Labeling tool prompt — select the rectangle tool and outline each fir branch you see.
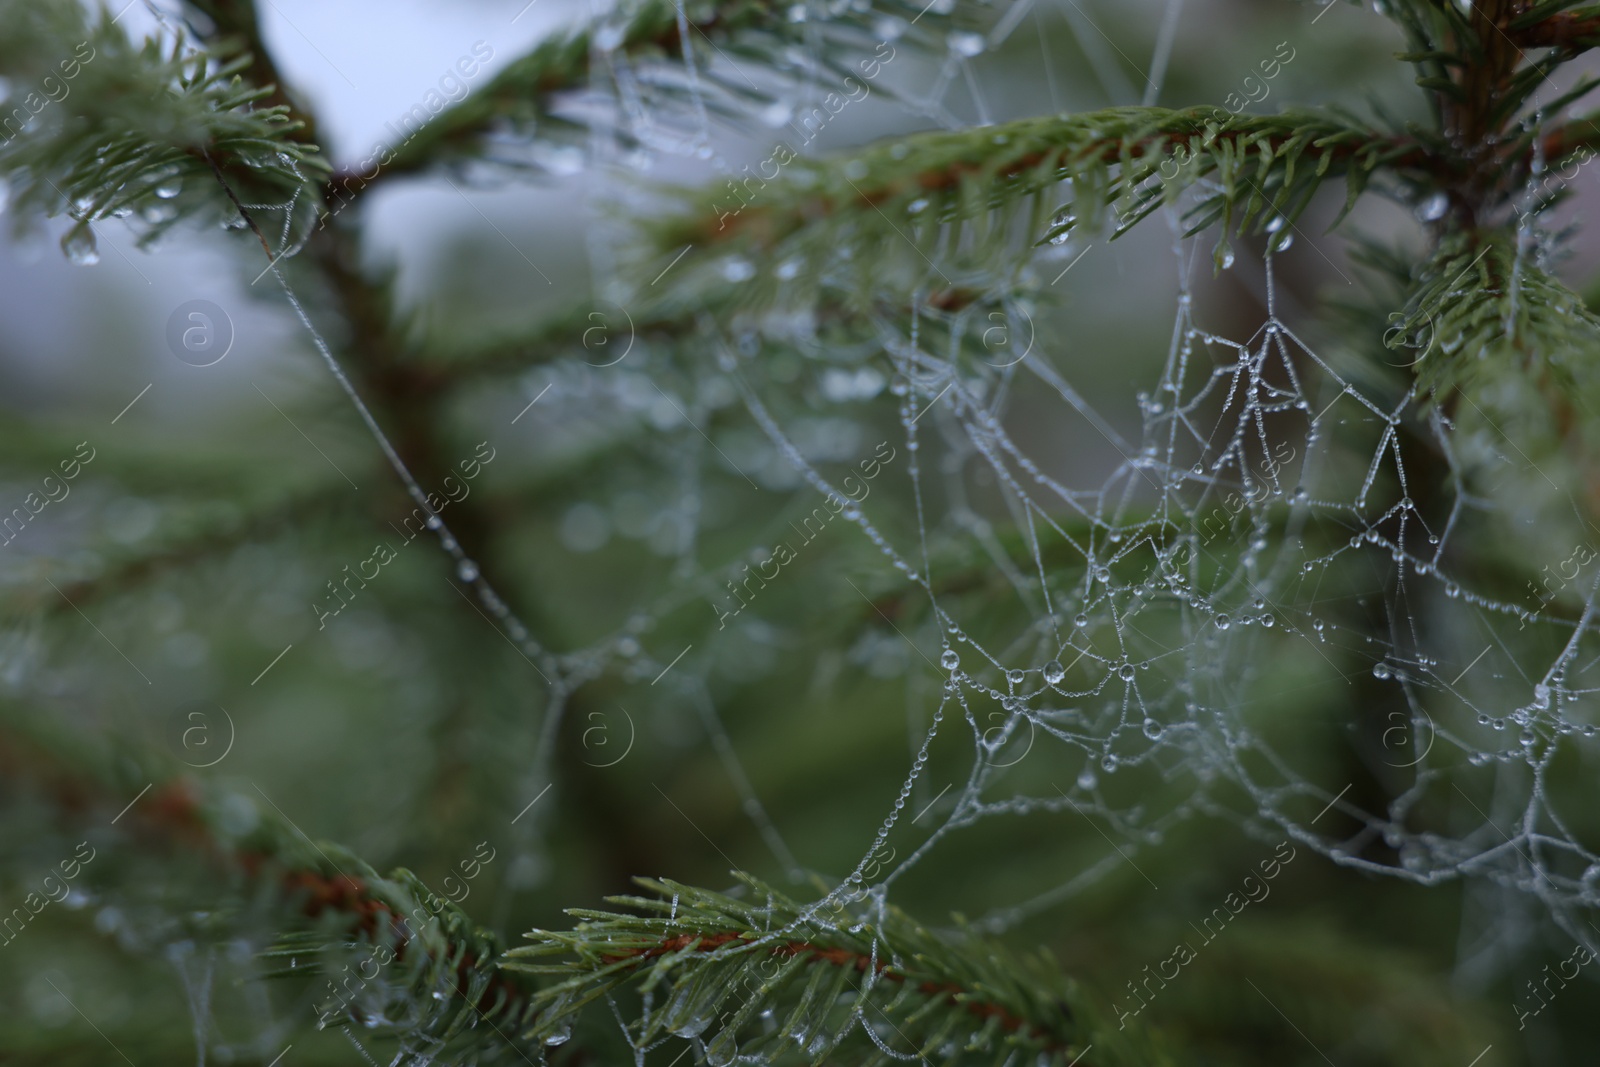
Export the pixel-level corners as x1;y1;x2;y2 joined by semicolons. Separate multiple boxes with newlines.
647;106;1420;298
324;0;951;197
12;485;359;625
1390;229;1600;436
505;873;1172;1067
0;716;542;1062
1534;108;1600;167
1509;2;1600;49
0;0;326;254
180;0;325;149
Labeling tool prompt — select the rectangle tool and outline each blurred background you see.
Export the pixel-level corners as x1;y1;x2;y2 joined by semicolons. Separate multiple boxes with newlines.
3;0;1599;1064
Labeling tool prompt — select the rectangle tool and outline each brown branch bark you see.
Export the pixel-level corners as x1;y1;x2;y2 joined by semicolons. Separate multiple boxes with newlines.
598;927;1076;1055
1510;9;1600;49
0;725;535;1024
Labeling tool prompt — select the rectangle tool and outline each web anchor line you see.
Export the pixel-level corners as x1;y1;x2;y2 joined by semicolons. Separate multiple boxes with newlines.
203;158;561;694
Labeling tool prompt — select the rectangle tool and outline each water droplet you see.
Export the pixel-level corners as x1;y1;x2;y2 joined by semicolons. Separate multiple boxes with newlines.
1119;664;1135;681
1049;209;1077;244
1101;753;1119;773
1261;613;1275;628
155;180;182;199
705;1032;738;1067
821;366;885;401
720;257;756;282
1533;683;1551;709
1143;718;1164;740
941;648;960;671
1073;613;1088;628
1265;215;1287;234
1584;863;1600;893
1416;192;1449;221
1043;660;1066;685
425;514;443;531
457;559;479;582
907;197;929;215
1216;613;1231;630
1219;247;1236;269
1373;663;1390;680
948;31;985;56
1006;668;1024;686
61;224;99;265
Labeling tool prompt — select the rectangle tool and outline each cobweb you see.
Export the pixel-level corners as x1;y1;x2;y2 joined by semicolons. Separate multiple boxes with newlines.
576;0;1600;1003
544;0;1600;966
24;0;1600;1059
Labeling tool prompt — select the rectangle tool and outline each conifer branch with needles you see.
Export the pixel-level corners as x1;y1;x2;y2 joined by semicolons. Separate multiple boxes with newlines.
0;718;542;1062
505;873;1173;1067
3;0;1599;1061
647;106;1424;294
2;716;1172;1066
183;0;959;204
0;0;326;257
